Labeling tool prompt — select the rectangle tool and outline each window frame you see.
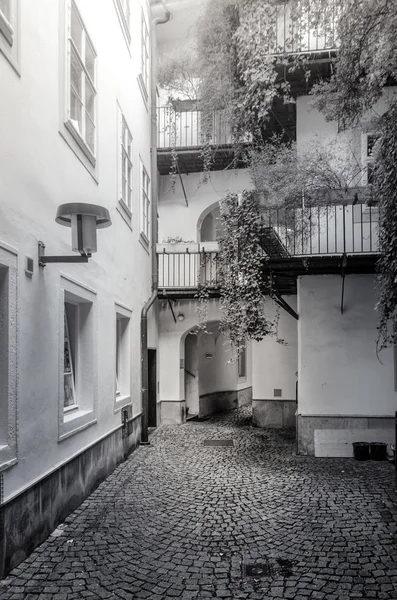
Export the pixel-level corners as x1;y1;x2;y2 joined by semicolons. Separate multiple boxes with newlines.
138;8;150;101
140;160;151;243
0;0;20;74
113;0;131;47
59;276;97;441
64;0;97;166
0;242;18;472
120;114;133;213
114;303;132;411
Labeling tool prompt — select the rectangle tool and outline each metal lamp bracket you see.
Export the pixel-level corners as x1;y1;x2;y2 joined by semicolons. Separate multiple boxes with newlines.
38;241;90;267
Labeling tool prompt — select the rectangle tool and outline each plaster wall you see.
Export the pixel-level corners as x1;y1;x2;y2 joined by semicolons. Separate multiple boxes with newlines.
298;275;395;417
0;0;154;505
252;298;298;401
252;298;297;428
158;169;254;243
297;89;397;183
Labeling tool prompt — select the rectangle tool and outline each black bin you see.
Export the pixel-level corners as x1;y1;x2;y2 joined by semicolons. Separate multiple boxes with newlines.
370;442;387;461
352;441;370;461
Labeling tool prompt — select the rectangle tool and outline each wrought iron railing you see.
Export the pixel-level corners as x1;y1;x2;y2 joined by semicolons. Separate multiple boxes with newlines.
260;203;379;256
157;203;379;289
157;107;233;149
158;250;219;289
268;1;338;55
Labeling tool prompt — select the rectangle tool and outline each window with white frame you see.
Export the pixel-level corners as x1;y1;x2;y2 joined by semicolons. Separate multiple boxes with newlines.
114;0;131;44
0;245;18;470
115;308;131;402
120;115;133;211
60;278;97;441
140;162;151;241
139;9;150;97
67;0;97;158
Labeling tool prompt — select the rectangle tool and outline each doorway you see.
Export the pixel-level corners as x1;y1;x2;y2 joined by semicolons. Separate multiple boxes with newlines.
148;349;157;428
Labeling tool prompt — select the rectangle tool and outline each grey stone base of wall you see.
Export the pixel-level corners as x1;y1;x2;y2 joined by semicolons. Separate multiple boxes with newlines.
0;416;141;579
237;387;252;407
297;415;394;456
160;400;186;425
252;399;296;429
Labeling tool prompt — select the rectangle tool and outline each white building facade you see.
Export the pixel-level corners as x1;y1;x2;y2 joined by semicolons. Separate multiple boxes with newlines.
0;0;164;577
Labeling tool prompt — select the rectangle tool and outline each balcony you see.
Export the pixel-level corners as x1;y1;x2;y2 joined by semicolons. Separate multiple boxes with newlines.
157;106;246;175
268;1;337;56
157;203;380;297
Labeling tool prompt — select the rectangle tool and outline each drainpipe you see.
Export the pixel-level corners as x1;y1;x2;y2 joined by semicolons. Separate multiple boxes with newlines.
140;0;171;445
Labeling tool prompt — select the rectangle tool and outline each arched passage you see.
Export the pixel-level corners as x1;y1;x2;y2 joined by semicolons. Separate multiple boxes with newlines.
197;202;225;242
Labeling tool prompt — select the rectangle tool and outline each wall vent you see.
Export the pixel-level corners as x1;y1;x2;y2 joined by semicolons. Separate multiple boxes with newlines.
25;256;34;276
273;388;282;398
205;353;214;359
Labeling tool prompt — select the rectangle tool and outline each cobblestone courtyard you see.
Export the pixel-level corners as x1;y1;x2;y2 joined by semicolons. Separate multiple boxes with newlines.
1;408;397;600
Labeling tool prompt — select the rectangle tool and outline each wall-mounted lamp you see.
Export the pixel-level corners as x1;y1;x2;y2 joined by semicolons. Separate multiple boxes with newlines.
177;313;185;322
39;203;111;267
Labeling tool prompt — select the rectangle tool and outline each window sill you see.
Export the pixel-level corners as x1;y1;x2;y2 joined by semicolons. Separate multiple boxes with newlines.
114;395;132;412
64;404;79;415
64;120;96;167
139;232;150;254
116;200;133;230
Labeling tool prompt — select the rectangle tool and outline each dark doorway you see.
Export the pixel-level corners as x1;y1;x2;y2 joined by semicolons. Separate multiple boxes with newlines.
148;349;157;428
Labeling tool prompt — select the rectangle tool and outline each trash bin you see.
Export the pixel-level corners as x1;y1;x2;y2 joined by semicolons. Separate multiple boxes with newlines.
352;441;370;461
370;442;387;461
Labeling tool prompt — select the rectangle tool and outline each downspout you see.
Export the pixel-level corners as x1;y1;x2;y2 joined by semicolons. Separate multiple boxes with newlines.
140;0;171;445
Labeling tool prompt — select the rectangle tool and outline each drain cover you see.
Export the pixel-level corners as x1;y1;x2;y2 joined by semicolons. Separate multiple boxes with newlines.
244;563;272;577
203;439;234;447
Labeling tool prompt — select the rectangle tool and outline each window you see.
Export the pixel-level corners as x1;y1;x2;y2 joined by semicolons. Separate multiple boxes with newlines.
66;1;97;161
60;277;97;441
0;0;20;72
120;115;133;211
140;161;151;241
238;342;247;379
0;243;17;470
114;0;131;44
115;306;132;406
139;9;150;99
64;302;77;411
363;133;379;185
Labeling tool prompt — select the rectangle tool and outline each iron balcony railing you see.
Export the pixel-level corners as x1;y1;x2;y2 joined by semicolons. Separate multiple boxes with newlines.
158;250;219;290
157;203;379;289
268;1;338;55
157;107;233;149
261;203;379;256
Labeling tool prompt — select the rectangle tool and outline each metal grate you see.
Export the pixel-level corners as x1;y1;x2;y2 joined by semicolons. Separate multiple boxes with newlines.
203;439;234;447
244;563;273;578
244;558;295;579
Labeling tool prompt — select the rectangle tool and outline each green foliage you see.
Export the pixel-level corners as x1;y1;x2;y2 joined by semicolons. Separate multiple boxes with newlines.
374;105;397;349
217;191;274;344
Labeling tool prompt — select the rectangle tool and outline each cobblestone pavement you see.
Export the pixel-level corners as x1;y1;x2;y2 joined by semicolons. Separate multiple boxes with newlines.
2;408;397;600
